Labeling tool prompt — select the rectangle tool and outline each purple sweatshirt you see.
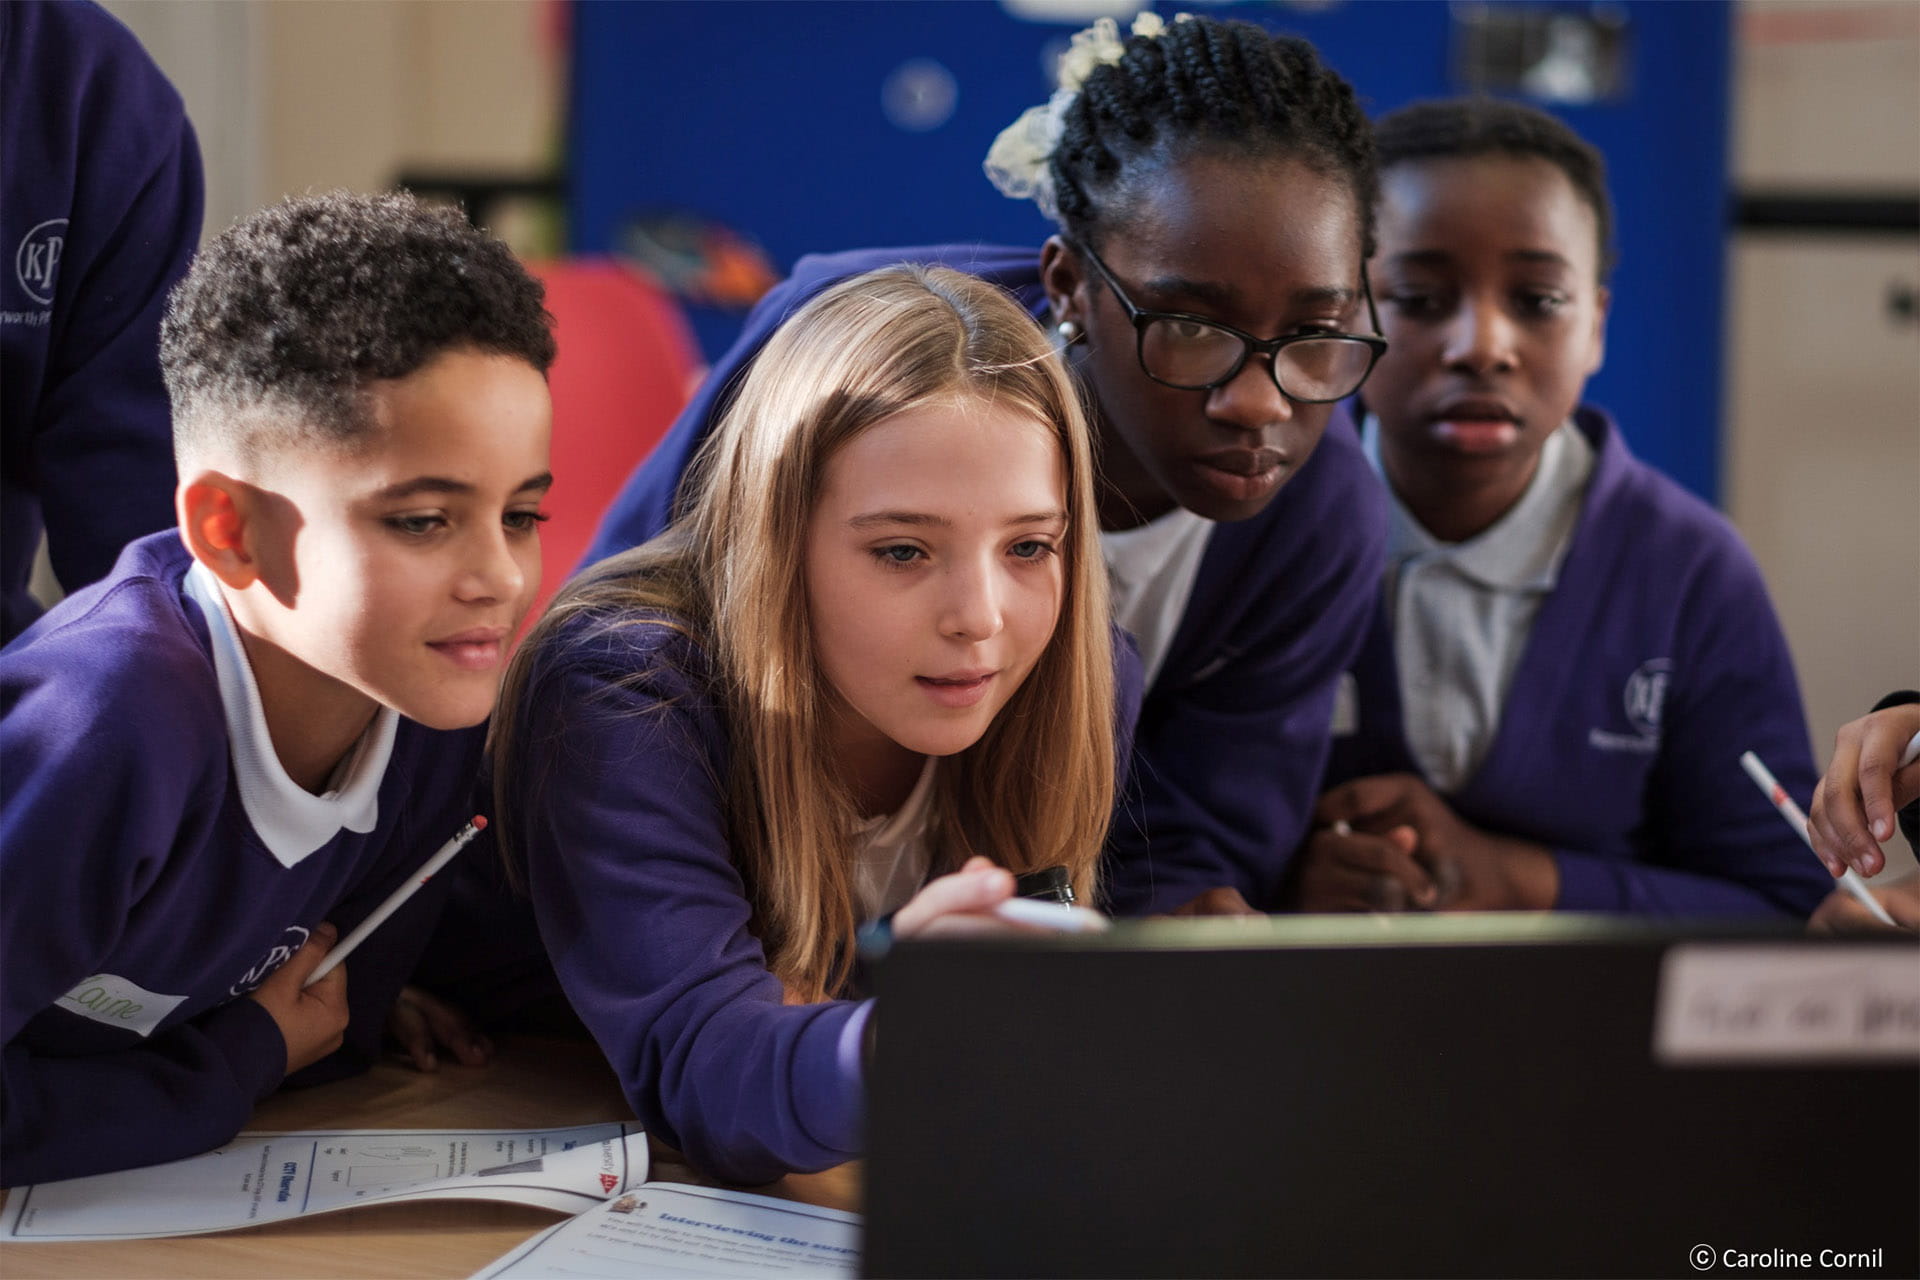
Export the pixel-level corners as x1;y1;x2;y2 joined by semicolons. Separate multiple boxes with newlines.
584;244;1389;912
1325;407;1832;916
1;534;487;1185
0;2;201;642
507;604;1144;1184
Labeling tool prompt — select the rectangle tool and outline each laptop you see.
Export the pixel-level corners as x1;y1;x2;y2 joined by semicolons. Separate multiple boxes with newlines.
864;915;1918;1278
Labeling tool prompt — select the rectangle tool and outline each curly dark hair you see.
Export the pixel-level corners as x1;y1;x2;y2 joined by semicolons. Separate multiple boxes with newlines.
162;189;555;460
1372;98;1616;278
1049;16;1377;257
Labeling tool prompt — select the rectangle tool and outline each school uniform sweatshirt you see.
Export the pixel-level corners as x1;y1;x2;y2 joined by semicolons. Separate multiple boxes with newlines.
584;244;1390;912
507;605;1143;1184
0;1;201;642
1325;407;1832;915
0;534;486;1186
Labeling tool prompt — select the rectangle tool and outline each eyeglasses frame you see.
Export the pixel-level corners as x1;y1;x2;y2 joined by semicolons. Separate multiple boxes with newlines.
1067;237;1388;404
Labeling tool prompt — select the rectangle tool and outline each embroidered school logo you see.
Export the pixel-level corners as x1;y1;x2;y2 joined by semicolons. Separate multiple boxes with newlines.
15;218;67;305
57;973;189;1038
599;1173;620;1193
229;924;312;997
1588;658;1670;754
1623;658;1672;737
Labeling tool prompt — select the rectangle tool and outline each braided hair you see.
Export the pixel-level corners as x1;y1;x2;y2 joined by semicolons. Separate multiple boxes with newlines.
1048;16;1377;257
1373;98;1616;278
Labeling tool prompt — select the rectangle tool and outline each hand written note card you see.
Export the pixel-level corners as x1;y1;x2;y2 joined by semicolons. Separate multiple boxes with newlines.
1654;945;1920;1065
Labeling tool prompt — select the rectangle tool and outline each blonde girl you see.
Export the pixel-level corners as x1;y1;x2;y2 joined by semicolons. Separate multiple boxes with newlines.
493;265;1126;1182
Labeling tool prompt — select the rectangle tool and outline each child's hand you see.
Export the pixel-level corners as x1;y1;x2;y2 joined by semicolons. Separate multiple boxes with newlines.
247;922;351;1075
1290;821;1428;911
894;857;1029;939
1311;774;1558;911
1160;886;1263;917
1809;874;1920;934
386;985;494;1072
1809;702;1920;879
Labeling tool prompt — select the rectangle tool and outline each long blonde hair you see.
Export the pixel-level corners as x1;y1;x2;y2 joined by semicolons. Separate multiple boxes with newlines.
495;265;1114;1002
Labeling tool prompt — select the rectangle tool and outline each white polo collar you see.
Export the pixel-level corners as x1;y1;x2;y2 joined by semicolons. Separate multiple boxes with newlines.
1363;414;1593;593
184;562;396;868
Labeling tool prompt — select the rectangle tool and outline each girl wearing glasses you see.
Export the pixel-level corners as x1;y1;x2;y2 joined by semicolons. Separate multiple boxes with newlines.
1299;99;1829;917
585;13;1390;916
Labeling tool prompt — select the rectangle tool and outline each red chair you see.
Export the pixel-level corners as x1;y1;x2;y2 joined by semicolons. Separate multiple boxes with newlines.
524;259;703;621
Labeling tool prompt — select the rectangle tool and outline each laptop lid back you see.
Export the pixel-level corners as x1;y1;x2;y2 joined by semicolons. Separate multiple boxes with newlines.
864;918;1918;1278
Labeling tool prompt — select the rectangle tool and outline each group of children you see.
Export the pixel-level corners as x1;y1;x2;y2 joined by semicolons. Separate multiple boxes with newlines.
0;12;1898;1193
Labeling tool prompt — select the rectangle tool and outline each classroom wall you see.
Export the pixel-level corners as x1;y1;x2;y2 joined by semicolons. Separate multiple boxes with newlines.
567;0;1736;508
1724;0;1920;878
33;1;559;606
88;1;1920;865
102;0;560;246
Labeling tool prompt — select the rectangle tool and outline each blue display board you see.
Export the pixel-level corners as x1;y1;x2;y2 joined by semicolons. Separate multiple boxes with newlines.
570;1;1730;501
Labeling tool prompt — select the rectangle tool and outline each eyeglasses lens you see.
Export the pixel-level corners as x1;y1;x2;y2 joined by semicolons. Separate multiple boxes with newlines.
1140;318;1375;401
1139;320;1244;387
1274;338;1377;401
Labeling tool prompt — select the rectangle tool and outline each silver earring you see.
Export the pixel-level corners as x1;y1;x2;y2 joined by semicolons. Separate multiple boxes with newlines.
1056;320;1081;344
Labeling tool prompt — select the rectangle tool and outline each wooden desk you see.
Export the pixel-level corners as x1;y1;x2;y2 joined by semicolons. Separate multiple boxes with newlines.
0;1036;859;1279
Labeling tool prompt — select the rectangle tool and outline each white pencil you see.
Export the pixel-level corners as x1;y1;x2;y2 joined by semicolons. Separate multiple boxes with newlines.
1737;752;1897;928
305;816;488;987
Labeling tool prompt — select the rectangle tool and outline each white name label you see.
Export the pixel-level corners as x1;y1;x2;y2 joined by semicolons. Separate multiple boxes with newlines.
55;973;188;1038
1654;945;1920;1065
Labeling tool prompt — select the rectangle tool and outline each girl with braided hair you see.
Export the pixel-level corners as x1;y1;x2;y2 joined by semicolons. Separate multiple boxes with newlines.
586;13;1391;916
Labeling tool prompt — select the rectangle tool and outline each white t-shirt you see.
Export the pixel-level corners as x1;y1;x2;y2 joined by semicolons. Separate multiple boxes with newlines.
1100;506;1213;690
850;756;938;921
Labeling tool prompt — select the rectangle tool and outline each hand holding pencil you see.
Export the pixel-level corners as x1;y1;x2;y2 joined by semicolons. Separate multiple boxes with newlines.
305;816;487;987
1739;752;1899;928
1807;700;1920;880
248;922;350;1075
248;816;491;1077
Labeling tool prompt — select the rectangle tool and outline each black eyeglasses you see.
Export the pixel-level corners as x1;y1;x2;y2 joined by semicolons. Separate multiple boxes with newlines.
1071;239;1387;404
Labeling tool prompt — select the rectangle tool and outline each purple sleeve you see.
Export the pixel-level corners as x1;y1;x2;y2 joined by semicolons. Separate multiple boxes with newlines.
0;615;286;1187
1553;534;1830;917
1106;422;1390;914
32;121;201;595
511;619;866;1183
3;3;203;618
1;1002;285;1187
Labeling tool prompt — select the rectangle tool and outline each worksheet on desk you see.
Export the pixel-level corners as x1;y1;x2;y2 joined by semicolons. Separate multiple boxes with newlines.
1;1123;644;1241
474;1182;859;1278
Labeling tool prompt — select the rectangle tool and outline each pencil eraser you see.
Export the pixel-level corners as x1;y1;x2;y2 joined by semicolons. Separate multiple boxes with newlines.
472;815;488;830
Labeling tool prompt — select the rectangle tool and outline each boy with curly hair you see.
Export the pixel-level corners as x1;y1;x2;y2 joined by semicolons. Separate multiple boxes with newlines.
0;190;555;1185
